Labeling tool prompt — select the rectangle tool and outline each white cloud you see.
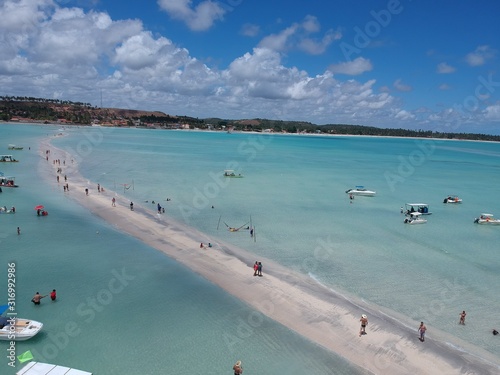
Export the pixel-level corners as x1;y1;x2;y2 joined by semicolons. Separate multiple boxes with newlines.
484;103;500;121
436;62;455;74
299;29;342;55
438;83;451;90
394;110;415;120
1;0;497;131
258;24;298;52
465;45;495;66
328;57;372;76
258;16;339;55
241;23;260;37
157;0;225;31
393;79;412;92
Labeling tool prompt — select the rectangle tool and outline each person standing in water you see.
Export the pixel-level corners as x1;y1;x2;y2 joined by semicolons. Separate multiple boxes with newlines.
459;310;466;325
50;289;57;301
233;360;243;374
31;292;47;305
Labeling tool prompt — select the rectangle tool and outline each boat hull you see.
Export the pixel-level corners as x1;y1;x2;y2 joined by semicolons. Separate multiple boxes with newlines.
404;218;427;224
345;189;376;196
0;318;43;341
474;219;500;225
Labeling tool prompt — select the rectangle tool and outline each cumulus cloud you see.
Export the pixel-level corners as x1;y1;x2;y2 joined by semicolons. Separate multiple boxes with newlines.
484;103;500;121
465;45;495;66
436;62;455;74
258;16;340;55
157;0;225;31
2;0;497;131
328;57;372;76
393;79;412;92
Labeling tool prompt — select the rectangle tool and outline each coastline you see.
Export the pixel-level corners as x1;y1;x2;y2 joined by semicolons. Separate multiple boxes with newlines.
38;136;500;375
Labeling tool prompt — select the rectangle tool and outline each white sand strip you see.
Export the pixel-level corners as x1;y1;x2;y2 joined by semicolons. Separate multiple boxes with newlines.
39;138;500;375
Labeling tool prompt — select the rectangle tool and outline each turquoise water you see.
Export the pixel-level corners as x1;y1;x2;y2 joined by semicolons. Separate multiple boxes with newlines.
1;124;369;374
1;124;500;374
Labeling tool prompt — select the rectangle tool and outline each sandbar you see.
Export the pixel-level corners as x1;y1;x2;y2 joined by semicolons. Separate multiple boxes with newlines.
38;137;500;375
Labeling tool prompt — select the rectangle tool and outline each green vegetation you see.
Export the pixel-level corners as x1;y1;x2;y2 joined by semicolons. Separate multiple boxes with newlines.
1;96;499;141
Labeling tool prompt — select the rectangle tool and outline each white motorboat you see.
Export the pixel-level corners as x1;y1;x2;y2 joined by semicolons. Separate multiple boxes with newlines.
0;317;43;341
404;203;431;215
345;186;376;196
474;213;500;225
404;212;427;224
443;195;462;204
17;362;93;375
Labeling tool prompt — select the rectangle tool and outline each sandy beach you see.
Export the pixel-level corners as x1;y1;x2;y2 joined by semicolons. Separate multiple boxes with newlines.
39;137;500;375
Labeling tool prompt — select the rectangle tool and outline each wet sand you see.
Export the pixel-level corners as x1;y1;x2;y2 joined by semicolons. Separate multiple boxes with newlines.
39;138;500;375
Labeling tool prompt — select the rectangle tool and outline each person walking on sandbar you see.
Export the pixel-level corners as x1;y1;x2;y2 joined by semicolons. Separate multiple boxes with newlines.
359;314;368;336
418;322;427;342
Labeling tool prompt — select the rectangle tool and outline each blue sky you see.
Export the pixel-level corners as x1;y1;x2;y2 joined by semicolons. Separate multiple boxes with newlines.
1;0;499;134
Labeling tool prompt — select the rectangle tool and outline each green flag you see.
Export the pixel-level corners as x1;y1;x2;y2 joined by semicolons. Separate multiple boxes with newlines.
17;350;34;363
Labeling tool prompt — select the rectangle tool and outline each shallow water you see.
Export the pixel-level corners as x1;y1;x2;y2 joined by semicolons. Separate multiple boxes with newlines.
1;124;371;375
1;123;499;373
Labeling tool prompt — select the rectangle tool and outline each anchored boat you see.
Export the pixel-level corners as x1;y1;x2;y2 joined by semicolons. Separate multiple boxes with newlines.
404;203;431;215
474;213;500;225
17;361;93;374
443;195;462;204
345;186;376;196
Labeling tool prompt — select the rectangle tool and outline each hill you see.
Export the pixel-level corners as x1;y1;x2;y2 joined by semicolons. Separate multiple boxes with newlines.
1;96;499;141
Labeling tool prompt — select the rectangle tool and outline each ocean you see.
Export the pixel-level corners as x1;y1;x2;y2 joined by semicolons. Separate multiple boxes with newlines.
1;123;499;374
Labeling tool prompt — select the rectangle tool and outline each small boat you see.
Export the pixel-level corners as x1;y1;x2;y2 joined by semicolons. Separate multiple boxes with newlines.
474;213;500;225
0;154;18;162
404;212;427;224
0;317;43;341
8;144;23;150
223;169;243;178
443;195;462;204
17;361;93;375
0;175;18;187
0;206;16;214
404;203;431;215
345;186;376;196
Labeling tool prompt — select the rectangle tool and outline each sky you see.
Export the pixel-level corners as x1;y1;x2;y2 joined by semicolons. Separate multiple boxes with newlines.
1;0;500;134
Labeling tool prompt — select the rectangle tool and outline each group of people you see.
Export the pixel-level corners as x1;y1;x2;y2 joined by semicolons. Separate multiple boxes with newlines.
359;310;497;343
253;261;263;276
31;289;57;305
